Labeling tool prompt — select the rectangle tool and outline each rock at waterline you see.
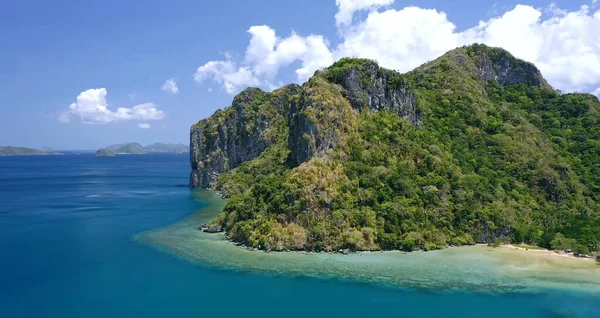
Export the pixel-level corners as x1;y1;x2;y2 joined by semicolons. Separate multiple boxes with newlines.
198;224;223;233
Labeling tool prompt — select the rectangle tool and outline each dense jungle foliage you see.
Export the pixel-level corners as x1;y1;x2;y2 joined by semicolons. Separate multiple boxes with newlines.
201;44;600;253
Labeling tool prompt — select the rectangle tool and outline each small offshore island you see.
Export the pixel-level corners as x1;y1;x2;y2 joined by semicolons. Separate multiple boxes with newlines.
0;146;62;156
141;44;600;294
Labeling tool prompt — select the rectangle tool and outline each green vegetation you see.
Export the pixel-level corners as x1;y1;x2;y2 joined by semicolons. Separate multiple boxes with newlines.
98;142;188;156
143;143;188;153
198;44;600;253
0;146;61;156
96;148;115;157
488;240;502;248
111;143;146;154
513;244;546;250
550;233;577;251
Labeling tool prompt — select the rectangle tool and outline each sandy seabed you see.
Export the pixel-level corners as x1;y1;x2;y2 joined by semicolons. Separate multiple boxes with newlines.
135;190;600;294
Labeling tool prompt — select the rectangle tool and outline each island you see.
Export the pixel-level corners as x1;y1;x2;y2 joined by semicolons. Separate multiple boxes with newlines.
95;148;116;157
0;146;62;156
96;142;189;155
188;44;600;259
143;143;189;154
106;143;146;154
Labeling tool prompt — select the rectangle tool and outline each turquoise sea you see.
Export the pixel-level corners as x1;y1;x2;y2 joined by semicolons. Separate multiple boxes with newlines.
1;154;599;317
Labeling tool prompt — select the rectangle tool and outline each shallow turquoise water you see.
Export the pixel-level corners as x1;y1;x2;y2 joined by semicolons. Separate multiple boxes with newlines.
1;154;599;317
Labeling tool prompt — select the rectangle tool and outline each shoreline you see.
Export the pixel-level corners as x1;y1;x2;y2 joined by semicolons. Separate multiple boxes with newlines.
135;189;600;294
200;232;599;263
502;244;595;262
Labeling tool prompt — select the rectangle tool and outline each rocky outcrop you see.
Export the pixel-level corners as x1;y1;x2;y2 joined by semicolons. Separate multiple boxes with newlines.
199;224;223;233
288;80;354;165
466;44;550;88
190;85;300;188
288;60;422;165
336;62;422;126
473;226;512;244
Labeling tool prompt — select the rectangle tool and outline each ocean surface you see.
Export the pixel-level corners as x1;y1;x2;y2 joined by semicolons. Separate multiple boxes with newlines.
1;154;599;318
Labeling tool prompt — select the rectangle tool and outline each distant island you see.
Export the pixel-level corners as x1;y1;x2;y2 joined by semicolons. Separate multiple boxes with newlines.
106;143;146;154
96;148;116;157
0;146;62;156
96;142;189;156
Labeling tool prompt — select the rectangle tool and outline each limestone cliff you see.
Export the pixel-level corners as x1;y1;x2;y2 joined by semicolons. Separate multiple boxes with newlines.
190;85;300;187
289;59;422;165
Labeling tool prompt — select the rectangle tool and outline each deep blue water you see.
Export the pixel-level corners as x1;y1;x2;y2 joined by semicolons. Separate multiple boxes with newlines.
0;154;598;318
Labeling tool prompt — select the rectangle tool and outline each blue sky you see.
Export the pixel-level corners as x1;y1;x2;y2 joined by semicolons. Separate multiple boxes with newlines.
1;0;598;150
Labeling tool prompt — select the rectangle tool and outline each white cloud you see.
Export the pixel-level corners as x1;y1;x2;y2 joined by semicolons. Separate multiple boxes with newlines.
60;88;166;124
335;0;395;29
194;26;333;93
194;59;261;94
195;1;600;95
161;78;179;94
593;87;600;97
337;6;460;73
463;4;600;92
138;123;151;129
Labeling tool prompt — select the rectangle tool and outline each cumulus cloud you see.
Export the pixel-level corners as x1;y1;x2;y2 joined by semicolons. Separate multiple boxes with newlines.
463;4;600;92
161;78;179;94
195;1;600;95
194;59;261;94
194;26;333;93
138;123;151;129
60;88;166;124
335;0;394;29
337;6;460;73
593;87;600;97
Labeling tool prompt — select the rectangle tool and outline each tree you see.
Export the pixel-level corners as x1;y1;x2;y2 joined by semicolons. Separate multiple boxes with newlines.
550;233;577;251
574;244;590;256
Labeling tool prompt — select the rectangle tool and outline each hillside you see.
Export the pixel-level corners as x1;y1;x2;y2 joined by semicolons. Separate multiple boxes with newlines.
143;143;189;153
0;146;62;156
106;143;146;154
190;44;600;253
100;142;188;155
96;148;116;157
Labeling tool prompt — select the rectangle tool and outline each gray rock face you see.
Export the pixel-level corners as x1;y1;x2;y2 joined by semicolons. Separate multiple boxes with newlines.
473;225;512;244
468;46;549;88
199;224;223;233
190;88;267;188
190;85;300;188
288;85;354;166
338;63;422;126
289;62;422;165
476;57;547;87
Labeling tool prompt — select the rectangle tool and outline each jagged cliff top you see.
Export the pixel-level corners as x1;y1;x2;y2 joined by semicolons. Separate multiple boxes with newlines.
412;44;551;89
195;44;552;129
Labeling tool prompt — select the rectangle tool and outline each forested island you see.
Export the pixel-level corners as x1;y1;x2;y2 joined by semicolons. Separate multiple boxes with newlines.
0;146;62;156
96;148;116;157
189;44;600;257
